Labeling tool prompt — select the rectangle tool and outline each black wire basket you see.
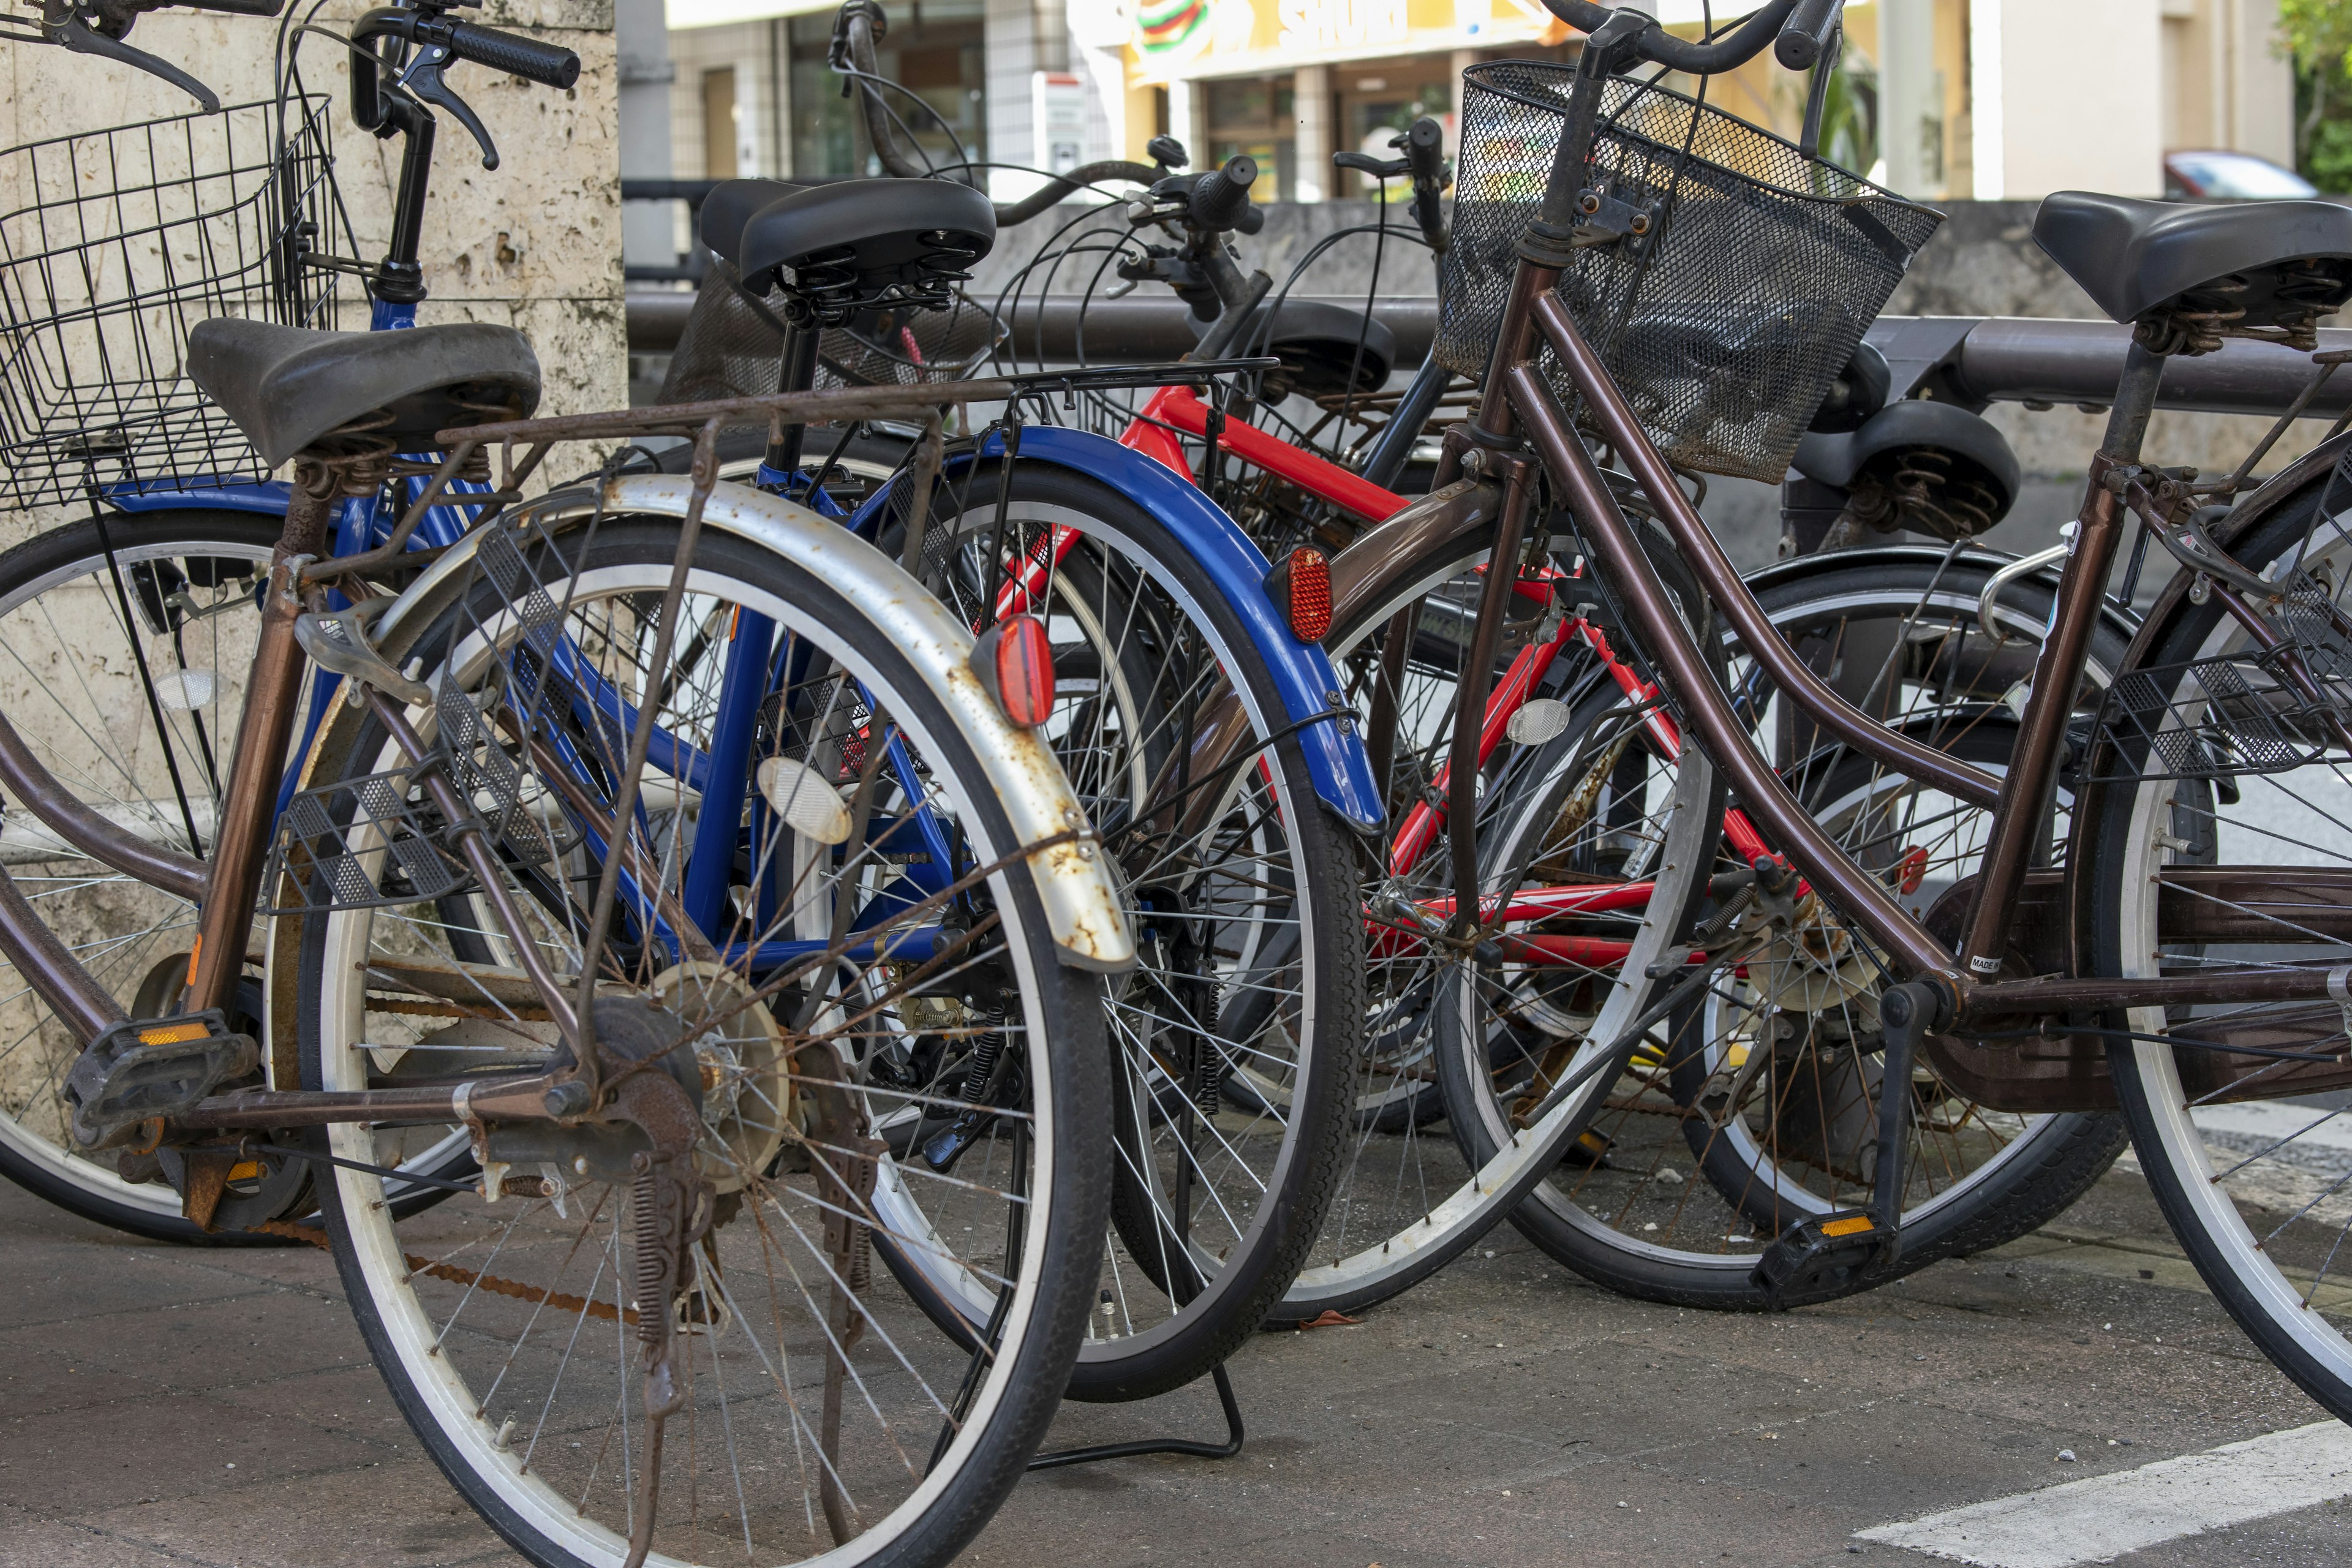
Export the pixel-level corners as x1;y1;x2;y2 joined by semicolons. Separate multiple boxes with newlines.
657;260;1006;410
1439;61;1943;483
2089;587;2352;784
0;96;354;513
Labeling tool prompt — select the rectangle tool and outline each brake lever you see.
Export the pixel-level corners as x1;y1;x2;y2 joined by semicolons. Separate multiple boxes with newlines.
401;31;499;168
1333;150;1410;180
41;0;220;110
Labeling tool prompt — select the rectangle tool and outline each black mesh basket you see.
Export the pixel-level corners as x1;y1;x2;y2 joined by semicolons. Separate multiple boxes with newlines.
657;262;1005;409
2090;581;2352;783
1439;62;1943;483
0;97;353;512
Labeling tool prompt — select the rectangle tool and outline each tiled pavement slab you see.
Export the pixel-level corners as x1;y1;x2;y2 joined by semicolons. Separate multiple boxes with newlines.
3;1161;2345;1568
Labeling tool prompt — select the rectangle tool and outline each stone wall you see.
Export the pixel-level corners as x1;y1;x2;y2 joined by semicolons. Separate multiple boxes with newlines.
0;1;623;547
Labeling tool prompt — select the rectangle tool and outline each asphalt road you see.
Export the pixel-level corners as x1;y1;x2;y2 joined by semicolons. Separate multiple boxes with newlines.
5;1163;2348;1568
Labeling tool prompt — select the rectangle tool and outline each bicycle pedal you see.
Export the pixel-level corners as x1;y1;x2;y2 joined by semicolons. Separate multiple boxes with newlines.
293;599;432;706
62;1011;258;1149
1749;1209;1893;1311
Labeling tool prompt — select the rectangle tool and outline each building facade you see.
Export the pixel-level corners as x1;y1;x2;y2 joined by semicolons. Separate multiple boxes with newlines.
636;0;2301;225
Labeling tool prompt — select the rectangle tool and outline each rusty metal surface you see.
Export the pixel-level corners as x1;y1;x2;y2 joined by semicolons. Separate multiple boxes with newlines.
1959;466;2127;980
188;551;314;1017
437;379;1027;448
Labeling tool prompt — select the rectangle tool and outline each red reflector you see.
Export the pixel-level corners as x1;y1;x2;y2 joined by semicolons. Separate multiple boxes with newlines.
974;613;1055;728
1277;546;1332;642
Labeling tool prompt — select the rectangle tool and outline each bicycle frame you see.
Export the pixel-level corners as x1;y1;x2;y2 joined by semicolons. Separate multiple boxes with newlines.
0;378;1137;1140
1468;249;2352;1031
1114;351;1786;955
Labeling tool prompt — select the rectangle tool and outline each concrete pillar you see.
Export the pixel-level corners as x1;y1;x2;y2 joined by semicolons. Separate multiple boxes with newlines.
1447;49;1477;154
1168;78;1204;170
2230;0;2296;167
1293;64;1330;203
1972;0;2161;200
1878;0;1940;198
986;0;1040;198
615;0;674;271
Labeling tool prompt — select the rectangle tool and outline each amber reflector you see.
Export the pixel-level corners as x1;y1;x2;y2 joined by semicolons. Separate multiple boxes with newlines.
975;614;1056;728
1274;546;1332;642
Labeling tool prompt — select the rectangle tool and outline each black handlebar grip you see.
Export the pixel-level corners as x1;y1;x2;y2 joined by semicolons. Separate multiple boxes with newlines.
1191;155;1257;232
176;0;288;16
1774;0;1842;70
1403;117;1444;186
445;22;581;89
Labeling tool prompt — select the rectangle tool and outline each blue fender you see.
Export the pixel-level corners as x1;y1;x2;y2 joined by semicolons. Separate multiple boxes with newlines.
102;478;293;516
933;426;1384;832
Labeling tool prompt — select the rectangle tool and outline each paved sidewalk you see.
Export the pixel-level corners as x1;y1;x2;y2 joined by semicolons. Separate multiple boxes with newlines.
4;1168;2347;1568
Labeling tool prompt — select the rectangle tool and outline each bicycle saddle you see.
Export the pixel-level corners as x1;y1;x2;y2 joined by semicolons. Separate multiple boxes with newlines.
717;178;995;319
187;319;540;467
1224;299;1397;401
699;177;823;268
2032;191;2352;331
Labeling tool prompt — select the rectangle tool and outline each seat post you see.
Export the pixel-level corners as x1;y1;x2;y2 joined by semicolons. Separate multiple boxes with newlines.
2098;338;2168;466
765;325;821;475
1954;337;2166;982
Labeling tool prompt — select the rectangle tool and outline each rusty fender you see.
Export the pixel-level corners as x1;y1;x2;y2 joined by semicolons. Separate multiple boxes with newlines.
369;473;1137;974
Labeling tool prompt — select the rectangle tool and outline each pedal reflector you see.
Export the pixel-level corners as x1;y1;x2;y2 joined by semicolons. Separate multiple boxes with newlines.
1751;1208;1893;1310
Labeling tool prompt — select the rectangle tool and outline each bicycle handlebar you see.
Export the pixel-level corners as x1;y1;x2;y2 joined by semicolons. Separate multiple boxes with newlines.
352;5;581;170
1190;156;1257;233
831;1;1157;226
1774;0;1843;70
443;21;579;88
1541;0;1813;77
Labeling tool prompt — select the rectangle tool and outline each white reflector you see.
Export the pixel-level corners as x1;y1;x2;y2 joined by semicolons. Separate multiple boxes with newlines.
757;756;851;845
1506;696;1572;746
153;669;216;711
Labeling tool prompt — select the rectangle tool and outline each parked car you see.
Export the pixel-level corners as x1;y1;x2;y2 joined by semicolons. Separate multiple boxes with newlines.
2163;148;2320;200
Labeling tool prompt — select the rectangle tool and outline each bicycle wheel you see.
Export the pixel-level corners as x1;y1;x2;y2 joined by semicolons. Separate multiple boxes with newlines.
888;459;1363;1400
1259;512;1724;1320
2088;475;2352;1419
301;507;1112;1564
1445;552;2134;1309
0;511;285;1240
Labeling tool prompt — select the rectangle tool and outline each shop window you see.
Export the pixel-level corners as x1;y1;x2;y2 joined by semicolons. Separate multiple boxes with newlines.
1204;72;1296;202
703;67;738;180
1338;56;1454;198
788;4;984;179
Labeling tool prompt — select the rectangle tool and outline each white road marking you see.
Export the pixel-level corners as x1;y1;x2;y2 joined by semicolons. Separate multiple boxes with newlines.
1856;1420;2352;1567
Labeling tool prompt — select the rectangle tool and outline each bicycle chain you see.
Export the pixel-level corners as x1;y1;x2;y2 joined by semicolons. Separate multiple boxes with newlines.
251;1218;633;1324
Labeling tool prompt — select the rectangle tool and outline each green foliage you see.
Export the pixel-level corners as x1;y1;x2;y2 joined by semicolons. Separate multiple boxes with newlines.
2280;0;2352;190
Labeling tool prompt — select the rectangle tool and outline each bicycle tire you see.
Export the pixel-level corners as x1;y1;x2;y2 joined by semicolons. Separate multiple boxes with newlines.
303;508;1114;1565
877;459;1365;1402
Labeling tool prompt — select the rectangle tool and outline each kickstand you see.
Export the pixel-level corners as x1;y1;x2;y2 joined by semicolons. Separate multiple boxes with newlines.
1027;1360;1246;1471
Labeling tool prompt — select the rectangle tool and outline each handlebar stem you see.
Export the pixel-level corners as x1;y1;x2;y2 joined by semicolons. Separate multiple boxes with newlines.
375;94;435;304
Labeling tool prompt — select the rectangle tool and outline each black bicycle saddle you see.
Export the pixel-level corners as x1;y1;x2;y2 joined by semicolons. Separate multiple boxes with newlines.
2034;191;2352;331
187;319;540;466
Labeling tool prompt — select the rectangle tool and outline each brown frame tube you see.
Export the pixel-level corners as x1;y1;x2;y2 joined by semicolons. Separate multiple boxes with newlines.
186;478;338;1016
0;707;205;901
0;857;125;1039
1504;360;1959;984
1531;292;2003;810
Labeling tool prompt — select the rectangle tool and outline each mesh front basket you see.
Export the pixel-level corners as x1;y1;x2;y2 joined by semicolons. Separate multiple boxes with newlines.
657;262;1005;407
1440;62;1943;483
0;97;352;511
